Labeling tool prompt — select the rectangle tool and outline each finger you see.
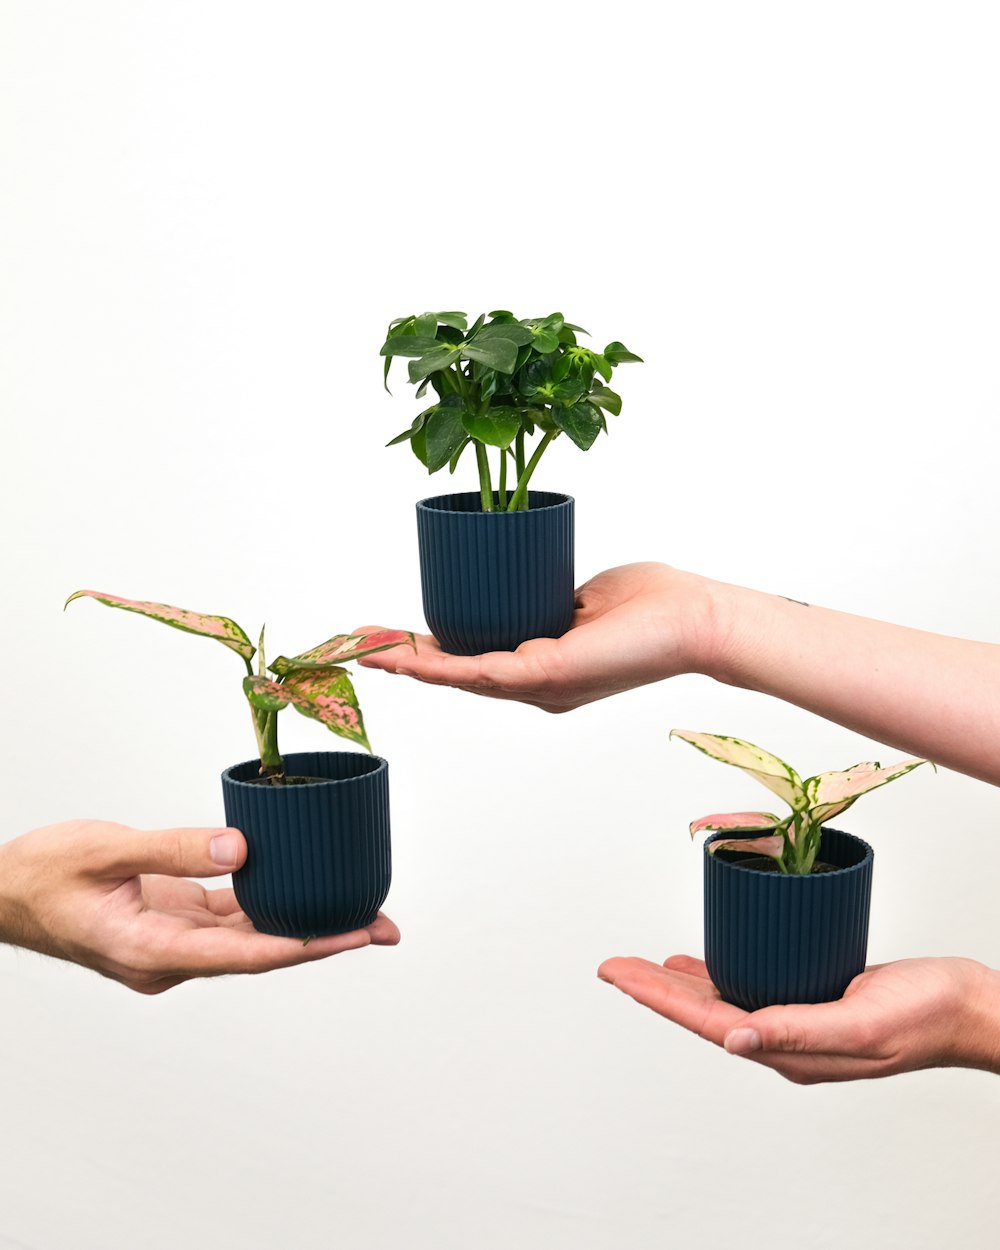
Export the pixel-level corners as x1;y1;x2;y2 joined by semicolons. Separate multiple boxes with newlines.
598;955;747;1045
723;998;877;1060
146;924;373;978
202;887;244;917
365;912;401;945
82;825;248;881
662;954;713;980
364;643;530;691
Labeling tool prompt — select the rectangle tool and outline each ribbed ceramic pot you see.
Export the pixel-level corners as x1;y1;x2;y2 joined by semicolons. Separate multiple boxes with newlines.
416;490;574;655
221;750;390;939
704;827;873;1011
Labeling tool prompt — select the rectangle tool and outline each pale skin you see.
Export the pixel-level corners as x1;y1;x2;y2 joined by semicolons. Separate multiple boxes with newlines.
357;561;1000;1082
0;820;399;995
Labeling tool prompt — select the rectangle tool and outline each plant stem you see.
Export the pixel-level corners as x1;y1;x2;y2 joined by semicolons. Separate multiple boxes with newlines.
508;431;556;512
475;442;493;513
515;429;526;482
259;710;282;777
498;448;508;510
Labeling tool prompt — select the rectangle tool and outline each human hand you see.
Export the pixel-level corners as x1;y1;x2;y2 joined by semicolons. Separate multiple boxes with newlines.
0;820;399;994
597;954;1000;1082
357;563;720;712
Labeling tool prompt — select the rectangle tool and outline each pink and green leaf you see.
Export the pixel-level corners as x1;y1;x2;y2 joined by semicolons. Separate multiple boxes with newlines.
269;628;416;678
66;590;255;661
671;730;804;806
706;834;786;861
244;668;370;751
805;757;928;824
689;811;781;839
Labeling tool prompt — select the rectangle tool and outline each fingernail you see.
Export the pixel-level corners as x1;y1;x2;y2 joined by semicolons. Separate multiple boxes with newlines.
210;831;240;868
358;659;374;668
725;1027;762;1055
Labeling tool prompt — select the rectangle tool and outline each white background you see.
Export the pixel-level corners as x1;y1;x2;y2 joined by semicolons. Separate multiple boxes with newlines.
3;3;1000;1247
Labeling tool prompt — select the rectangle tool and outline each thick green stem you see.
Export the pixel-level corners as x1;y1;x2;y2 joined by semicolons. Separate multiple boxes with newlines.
515;429;526;482
259;710;282;777
475;442;493;512
498;448;508;510
508;432;556;512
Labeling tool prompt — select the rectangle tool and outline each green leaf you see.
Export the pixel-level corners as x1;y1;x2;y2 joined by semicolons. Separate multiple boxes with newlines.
551;401;603;450
592;353;613;382
604;341;643;364
449;437;471;473
434;311;468;330
462;337;518;373
408;347;462;384
411;424;429;466
425;403;468;472
588;385;622;416
461;407;522;449
65;590;255;661
474;322;534;347
385;405;434;447
379;335;441;359
530;329;560;354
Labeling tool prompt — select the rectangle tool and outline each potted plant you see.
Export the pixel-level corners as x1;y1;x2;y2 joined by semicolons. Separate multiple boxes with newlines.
671;730;930;1011
66;589;414;939
380;310;642;654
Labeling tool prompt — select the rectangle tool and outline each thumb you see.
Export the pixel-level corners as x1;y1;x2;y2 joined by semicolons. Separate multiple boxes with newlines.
724;999;861;1058
79;823;248;880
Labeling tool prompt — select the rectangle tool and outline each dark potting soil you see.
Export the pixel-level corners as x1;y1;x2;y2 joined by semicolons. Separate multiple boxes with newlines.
246;775;331;787
733;857;840;875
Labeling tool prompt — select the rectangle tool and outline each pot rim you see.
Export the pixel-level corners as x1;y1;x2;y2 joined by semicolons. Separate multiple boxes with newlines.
221;750;388;789
416;489;574;514
704;826;874;877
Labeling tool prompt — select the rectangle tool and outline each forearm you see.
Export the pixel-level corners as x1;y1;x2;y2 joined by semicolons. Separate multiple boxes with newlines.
704;581;1000;785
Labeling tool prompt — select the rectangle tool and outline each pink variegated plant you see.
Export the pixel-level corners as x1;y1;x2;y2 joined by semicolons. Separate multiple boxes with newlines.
671;730;930;874
66;591;415;781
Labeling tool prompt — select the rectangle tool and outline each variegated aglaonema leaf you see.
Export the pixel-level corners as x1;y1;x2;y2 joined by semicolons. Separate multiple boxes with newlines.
805;758;929;825
670;730;804;807
244;667;370;751
689;811;781;838
270;628;415;677
65;590;255;661
706;833;787;861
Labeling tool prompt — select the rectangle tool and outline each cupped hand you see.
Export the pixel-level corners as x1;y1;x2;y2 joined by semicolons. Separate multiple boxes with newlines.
357;563;719;712
0;820;399;994
597;954;1000;1082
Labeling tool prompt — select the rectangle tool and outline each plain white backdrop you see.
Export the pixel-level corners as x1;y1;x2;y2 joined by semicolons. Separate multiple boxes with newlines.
3;2;1000;1247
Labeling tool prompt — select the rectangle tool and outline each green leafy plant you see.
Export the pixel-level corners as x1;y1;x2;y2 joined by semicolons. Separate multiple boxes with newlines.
671;730;930;874
380;310;642;512
66;590;414;781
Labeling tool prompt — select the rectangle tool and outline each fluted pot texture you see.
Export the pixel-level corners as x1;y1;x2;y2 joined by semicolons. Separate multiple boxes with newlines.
222;751;390;939
416;490;574;655
704;827;873;1011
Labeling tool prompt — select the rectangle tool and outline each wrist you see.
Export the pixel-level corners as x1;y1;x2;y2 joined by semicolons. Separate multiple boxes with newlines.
688;575;766;686
953;960;1000;1074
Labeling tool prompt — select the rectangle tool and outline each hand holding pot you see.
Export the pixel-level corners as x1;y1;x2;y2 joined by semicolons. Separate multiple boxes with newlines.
358;563;716;712
360;560;1000;786
0;819;399;994
597;954;1000;1083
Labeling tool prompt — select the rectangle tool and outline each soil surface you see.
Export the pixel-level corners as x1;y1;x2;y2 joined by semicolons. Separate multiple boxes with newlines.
247;775;331;787
732;856;840;874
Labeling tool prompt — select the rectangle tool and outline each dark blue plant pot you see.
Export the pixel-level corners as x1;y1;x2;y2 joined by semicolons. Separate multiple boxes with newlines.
416;490;574;655
704;827;873;1011
221;751;390;939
